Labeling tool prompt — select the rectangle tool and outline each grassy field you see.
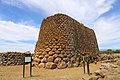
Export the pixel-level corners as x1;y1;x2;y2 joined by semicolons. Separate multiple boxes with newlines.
0;62;101;80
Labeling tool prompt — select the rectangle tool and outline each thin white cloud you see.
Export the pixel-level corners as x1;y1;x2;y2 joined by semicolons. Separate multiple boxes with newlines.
93;15;120;49
2;0;116;23
0;20;39;52
0;20;39;42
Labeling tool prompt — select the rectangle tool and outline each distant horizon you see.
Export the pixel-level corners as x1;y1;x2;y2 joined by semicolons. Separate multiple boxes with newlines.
0;49;120;53
100;49;120;51
0;0;120;52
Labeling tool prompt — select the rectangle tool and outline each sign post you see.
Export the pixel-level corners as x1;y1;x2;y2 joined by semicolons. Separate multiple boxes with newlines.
83;56;86;74
86;56;90;74
83;55;90;75
23;53;32;78
30;56;32;77
23;57;25;78
0;56;2;64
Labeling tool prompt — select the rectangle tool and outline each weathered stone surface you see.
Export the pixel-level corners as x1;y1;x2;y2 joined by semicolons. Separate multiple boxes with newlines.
44;54;49;58
57;61;68;69
63;58;69;63
88;59;120;80
34;58;40;62
104;74;120;80
82;74;100;80
38;55;44;59
89;75;100;80
48;51;54;56
41;57;47;63
116;60;120;66
100;63;110;70
38;63;46;68
53;54;58;58
71;57;76;63
73;62;80;67
54;57;62;64
58;54;64;58
76;57;81;62
36;51;42;54
47;56;54;62
33;13;99;69
42;51;47;56
67;61;73;68
45;62;57;69
45;48;51;52
94;69;108;78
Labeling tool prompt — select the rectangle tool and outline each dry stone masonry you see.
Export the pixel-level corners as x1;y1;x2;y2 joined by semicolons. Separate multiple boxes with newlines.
0;52;30;66
33;13;99;69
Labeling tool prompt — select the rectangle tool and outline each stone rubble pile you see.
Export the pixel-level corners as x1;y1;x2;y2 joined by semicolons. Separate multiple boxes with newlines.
33;13;99;69
0;52;30;66
99;53;120;63
100;54;120;61
82;59;120;80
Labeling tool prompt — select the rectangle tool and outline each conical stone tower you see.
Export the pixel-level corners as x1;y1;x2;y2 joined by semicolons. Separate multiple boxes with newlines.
33;13;99;69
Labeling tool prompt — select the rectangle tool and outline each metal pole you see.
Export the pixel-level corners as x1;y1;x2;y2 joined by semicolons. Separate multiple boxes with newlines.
30;55;32;77
87;61;90;74
83;61;85;74
23;56;25;78
83;56;85;74
87;57;90;74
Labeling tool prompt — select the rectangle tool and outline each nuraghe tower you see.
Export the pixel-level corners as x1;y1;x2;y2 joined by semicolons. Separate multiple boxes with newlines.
33;13;99;69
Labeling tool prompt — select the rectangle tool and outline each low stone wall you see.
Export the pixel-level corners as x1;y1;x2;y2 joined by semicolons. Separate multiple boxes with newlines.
0;52;30;66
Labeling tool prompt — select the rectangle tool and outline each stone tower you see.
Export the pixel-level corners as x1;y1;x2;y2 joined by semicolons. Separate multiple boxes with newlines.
33;13;99;69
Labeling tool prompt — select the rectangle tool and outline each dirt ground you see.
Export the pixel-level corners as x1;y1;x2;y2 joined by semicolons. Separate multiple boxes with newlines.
0;62;101;80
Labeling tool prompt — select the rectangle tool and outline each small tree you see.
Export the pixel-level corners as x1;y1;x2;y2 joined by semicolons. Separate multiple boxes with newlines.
106;49;113;55
113;49;120;53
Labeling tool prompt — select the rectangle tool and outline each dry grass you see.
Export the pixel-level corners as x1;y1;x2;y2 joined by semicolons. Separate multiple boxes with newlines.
0;62;101;80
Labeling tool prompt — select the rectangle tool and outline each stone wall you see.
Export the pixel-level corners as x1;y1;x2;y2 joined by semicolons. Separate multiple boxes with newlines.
0;52;30;66
33;13;99;69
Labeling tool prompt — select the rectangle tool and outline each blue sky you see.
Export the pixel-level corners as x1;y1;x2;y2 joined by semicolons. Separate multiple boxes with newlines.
0;0;120;52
